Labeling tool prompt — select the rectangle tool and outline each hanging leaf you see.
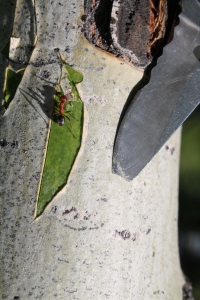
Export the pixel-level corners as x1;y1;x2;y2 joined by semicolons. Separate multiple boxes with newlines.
36;66;83;218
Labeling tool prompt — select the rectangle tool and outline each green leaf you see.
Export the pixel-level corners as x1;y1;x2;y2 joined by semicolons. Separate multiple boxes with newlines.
63;64;83;84
4;68;25;109
36;66;84;218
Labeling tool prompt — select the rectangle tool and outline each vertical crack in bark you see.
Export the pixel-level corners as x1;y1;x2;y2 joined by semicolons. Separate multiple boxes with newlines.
94;0;114;47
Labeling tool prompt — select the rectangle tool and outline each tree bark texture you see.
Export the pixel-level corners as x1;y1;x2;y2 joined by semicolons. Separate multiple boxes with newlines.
0;0;185;299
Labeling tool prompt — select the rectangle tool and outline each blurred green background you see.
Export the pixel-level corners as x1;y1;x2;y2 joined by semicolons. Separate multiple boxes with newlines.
179;104;200;299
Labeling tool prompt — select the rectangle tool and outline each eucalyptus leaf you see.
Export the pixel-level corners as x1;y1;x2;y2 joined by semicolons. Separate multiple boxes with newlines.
36;67;83;217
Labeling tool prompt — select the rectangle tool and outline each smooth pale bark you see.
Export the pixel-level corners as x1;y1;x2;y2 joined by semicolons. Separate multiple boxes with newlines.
0;0;184;299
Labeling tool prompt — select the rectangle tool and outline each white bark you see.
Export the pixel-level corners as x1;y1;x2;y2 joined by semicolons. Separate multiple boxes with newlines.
0;0;184;299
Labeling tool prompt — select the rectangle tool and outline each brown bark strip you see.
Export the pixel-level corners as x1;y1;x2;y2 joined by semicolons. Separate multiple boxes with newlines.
148;0;167;57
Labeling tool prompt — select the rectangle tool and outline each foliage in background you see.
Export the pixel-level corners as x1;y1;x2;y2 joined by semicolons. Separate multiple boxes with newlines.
179;105;200;228
180;107;200;199
179;105;200;299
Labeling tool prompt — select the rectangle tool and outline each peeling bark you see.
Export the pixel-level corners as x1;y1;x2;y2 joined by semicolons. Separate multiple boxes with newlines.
83;0;181;68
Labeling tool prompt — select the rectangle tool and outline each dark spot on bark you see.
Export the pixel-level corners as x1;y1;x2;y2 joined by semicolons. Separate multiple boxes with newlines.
62;206;76;215
0;139;9;148
78;226;87;231
51;206;57;214
101;197;107;202
11;140;19;148
170;147;175;155
146;228;151;234
116;229;131;240
41;70;51;79
89;226;99;230
74;213;79;219
132;233;136;241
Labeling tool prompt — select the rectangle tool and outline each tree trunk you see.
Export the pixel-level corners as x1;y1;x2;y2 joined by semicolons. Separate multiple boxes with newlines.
0;0;185;299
